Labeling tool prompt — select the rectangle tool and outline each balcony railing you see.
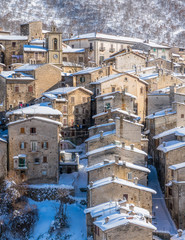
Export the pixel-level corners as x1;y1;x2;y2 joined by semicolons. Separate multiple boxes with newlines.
109;48;115;53
99;47;105;52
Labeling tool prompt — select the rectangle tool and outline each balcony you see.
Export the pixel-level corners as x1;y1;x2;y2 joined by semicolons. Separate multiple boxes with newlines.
99;47;105;52
109;48;115;53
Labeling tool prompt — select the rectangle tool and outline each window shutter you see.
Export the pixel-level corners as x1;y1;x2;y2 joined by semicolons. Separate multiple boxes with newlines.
46;142;48;149
42;142;44;148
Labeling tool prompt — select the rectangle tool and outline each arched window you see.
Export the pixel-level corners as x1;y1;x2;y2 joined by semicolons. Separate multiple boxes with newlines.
53;38;58;50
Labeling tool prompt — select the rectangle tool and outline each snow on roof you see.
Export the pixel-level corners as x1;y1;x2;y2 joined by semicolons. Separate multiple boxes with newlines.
146;108;176;119
86;143;147;157
139;73;158;81
6;104;62;117
88;177;156;194
88;122;115;130
86;159;150;173
73;67;102;75
153;127;185;139
62;61;82;67
0;34;28;41
169;162;185;171
171;230;185;240
60;139;76;148
94;212;156;232
0;137;7;143
7;116;62;127
84;200;151;219
44;87;93;95
63;32;144;44
24;45;47;52
95;91;136;99
91;73;124;85
85;130;116;142
157;140;185;153
0;71;34;80
92;108;139;119
30;39;45;45
15;64;43;72
140;41;170;49
63;46;85;53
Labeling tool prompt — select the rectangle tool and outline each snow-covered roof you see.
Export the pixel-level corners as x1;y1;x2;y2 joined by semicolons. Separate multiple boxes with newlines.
169;162;185;171
0;71;34;80
63;45;85;53
84;200;151;219
88;177;156;194
95;91;136;99
92;108;139;119
139;41;170;49
86;159;150;173
73;67;102;75
62;61;82;67
24;45;47;52
86;143;147;157
153;127;185;139
6;104;62;117
15;64;43;72
88;122;115;130
0;137;7;143
139;73;158;81
44;87;93;95
85;130;116;142
90;73;124;85
94;212;156;232
146;108;176;119
0;34;28;41
30;39;45;45
171;230;185;240
60;139;76;148
157;141;185;153
7;116;62;127
63;32;144;44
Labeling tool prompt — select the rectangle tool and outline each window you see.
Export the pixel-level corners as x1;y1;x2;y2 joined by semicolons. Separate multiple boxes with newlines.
123;194;128;201
112;86;115;92
95;226;99;236
34;158;40;164
75;108;79;114
43;156;47;163
80;76;85;83
99;56;104;64
105;102;111;109
31;141;37;152
9;105;13;109
63;57;67;62
169;188;172;196
83;119;86;124
181;114;184;118
42;170;47;176
20;142;25;150
15;86;19;93
12;51;16;55
30;128;36;134
82;97;86;103
71;97;75;104
140;87;143;94
79;57;83;63
53;38;58;50
42;141;48;149
63;118;67;126
20;128;25;134
128;172;132;180
12;42;16;47
124;77;128;81
28;86;33;93
97;89;100;95
72;45;74;48
90;43;93;50
63;105;67;113
19;157;26;168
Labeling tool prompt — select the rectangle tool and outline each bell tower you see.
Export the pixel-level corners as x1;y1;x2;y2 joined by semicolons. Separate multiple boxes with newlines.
46;26;62;65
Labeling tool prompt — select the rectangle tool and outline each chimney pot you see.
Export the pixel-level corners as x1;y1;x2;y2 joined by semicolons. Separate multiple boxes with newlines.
90;181;93;187
112;174;115;181
108;118;114;123
105;216;110;224
178;229;183;237
115;155;119;164
134;177;138;185
129;204;135;211
75;153;79;165
122;142;125;148
99;130;104;139
130;144;134;150
163;142;166;147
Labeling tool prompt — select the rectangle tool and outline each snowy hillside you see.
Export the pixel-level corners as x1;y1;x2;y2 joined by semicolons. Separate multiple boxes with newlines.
1;0;185;46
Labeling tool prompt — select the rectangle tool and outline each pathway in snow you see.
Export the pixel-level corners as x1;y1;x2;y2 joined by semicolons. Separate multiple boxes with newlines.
148;165;177;235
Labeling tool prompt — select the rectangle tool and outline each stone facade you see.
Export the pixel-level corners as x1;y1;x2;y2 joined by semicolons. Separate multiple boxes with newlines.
20;21;43;41
0;138;7;181
8;117;61;183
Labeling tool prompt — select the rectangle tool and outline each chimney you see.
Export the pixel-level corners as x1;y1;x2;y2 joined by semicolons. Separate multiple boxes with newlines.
104;159;110;165
108;118;114;123
99;130;104;140
105;217;110;224
134;177;138;185
115;155;119;164
130;144;134;150
89;181;93;187
75;153;79;165
57;94;62;99
122;161;126;167
122;142;125;148
163;142;166;147
146;217;149;223
112;174;115;181
178;229;183;237
129;204;135;211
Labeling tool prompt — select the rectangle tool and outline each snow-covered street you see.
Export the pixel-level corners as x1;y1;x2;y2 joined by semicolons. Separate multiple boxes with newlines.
148;165;177;235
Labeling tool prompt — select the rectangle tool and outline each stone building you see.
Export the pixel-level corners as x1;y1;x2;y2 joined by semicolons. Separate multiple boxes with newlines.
87;176;156;212
93;212;156;240
88;121;115;137
0;34;28;67
84;200;153;238
43;87;92;144
0;63;62;112
95;91;136;115
20;21;43;41
90;72;148;122
86;156;150;186
0;137;7;181
8;117;61;183
166;163;185;229
86;142;147;167
103;49;146;72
